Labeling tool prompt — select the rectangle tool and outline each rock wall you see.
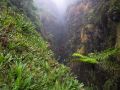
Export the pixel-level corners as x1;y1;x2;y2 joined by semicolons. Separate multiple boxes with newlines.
66;0;120;89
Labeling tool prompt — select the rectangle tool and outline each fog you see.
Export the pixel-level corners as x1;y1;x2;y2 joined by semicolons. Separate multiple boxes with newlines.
33;0;78;18
32;0;82;60
32;0;77;33
52;0;67;13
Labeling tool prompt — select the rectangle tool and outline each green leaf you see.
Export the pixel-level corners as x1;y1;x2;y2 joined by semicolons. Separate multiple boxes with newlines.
72;53;98;64
72;48;120;64
0;54;5;63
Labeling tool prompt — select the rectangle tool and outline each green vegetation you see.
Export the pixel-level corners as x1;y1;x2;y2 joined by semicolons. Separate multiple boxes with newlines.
72;48;120;64
0;1;84;90
73;48;120;90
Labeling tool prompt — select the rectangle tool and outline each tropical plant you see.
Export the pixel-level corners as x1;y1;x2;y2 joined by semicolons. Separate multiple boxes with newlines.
72;48;120;64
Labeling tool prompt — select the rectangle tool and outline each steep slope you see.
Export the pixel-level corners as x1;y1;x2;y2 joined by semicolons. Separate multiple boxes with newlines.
0;1;84;90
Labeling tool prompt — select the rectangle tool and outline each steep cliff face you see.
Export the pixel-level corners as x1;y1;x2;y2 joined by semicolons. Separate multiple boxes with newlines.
66;0;120;89
67;0;113;54
116;24;120;50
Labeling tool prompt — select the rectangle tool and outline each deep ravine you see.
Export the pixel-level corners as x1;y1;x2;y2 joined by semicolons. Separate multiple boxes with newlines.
37;0;120;89
33;0;120;89
2;0;120;90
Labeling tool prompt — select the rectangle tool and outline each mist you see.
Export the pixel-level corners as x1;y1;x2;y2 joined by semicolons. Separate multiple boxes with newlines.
32;0;76;37
33;0;78;20
32;0;78;61
32;0;85;61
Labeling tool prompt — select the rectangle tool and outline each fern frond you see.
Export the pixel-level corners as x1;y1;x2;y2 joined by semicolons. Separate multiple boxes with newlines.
72;48;120;64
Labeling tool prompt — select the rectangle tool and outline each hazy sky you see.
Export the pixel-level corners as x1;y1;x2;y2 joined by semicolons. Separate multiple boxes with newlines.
33;0;79;20
52;0;67;12
33;0;72;14
52;0;66;7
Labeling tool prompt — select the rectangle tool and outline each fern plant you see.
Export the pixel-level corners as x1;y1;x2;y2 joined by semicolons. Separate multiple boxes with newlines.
72;48;120;64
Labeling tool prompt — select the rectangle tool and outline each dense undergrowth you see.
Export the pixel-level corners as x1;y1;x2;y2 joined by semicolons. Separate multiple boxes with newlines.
0;1;84;90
